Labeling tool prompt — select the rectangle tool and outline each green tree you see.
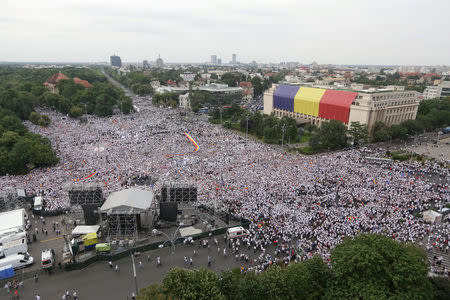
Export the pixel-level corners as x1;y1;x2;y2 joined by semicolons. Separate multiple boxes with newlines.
163;268;224;300
316;120;348;150
29;112;41;125
372;121;390;142
430;277;450;300
250;76;264;96
326;234;433;300
259;265;290;299
348;121;368;146
390;124;408;140
0;131;20;148
305;124;318;134
38;114;51;127
69;106;84;118
285;256;331;300
137;283;171;300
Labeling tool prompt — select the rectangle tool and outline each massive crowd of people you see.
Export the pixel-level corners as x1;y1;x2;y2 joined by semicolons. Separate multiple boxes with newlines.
0;94;449;274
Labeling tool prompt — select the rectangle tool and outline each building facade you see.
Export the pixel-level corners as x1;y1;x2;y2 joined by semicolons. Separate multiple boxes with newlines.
263;84;419;134
110;55;122;67
156;55;164;68
181;73;196;82
210;55;217;65
423;86;438;100
179;93;190;109
436;81;450;99
232;54;236;64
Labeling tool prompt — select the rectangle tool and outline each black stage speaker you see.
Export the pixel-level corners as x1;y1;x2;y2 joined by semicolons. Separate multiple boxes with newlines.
160;202;178;222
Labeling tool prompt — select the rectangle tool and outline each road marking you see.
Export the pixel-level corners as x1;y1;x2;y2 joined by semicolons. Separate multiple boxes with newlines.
40;236;64;243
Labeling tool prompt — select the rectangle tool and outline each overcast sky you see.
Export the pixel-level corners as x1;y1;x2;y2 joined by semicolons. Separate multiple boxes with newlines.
1;0;449;65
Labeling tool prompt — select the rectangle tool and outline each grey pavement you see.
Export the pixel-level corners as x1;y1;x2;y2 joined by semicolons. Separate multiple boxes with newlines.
6;236;278;300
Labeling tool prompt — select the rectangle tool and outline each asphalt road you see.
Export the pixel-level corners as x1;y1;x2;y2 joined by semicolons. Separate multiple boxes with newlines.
5;237;277;300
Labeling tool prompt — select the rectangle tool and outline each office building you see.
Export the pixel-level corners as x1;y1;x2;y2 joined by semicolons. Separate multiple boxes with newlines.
232;54;236;64
210;55;217;65
110;55;122;67
155;55;164;68
217;58;222;65
180;73;196;82
436;81;450;99
263;84;419;134
143;60;149;69
423;86;438;100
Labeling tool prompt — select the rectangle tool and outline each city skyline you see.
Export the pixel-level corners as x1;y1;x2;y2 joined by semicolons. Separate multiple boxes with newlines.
1;0;449;65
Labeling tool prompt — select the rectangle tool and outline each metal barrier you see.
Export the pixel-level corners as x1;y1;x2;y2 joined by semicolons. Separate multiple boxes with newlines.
64;220;250;271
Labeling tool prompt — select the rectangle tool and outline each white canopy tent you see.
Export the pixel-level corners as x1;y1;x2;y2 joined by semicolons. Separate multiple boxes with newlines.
422;210;443;224
0;208;26;234
72;225;100;236
100;188;154;215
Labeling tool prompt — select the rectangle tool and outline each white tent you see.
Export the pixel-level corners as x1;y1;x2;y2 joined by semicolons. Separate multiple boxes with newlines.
422;210;442;224
72;225;100;236
0;209;25;233
179;226;202;237
100;188;154;215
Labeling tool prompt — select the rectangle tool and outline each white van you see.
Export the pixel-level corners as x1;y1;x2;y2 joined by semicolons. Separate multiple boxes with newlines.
41;249;55;269
0;253;34;270
34;196;43;211
226;226;249;240
0;236;27;257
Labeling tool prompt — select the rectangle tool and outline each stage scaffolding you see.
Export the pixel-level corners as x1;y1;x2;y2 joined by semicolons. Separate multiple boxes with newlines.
0;188;27;213
106;213;137;240
160;181;197;204
64;182;104;225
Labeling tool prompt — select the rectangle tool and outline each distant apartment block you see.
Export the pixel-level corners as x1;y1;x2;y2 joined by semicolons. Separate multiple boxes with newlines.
436;81;450;99
181;73;196;82
210;55;217;65
110;55;122;67
423;86;438;100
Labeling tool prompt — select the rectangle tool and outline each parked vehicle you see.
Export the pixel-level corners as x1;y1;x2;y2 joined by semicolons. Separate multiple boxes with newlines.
33;196;43;211
0;235;27;258
226;226;249;240
95;243;111;253
41;248;55;269
0;253;34;270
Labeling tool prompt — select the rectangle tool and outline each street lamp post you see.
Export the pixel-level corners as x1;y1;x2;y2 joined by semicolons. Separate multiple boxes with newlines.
219;107;223;125
130;249;139;296
246;114;250;140
281;124;286;148
153;223;184;268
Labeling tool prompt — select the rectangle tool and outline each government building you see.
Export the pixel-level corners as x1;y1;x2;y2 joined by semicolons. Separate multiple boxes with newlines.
263;84;419;134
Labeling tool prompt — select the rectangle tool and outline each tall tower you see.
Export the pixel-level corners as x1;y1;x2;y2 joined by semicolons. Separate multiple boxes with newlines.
156;54;164;68
232;53;236;64
110;55;122;67
210;55;217;65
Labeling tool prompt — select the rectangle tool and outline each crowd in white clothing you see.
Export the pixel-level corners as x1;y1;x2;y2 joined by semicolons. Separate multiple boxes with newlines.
0;96;449;274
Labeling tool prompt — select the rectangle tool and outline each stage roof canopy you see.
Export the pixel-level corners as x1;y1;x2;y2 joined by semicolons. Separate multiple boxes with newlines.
100;188;154;215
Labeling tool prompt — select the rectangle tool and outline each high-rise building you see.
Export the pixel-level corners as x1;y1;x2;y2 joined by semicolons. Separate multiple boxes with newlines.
211;55;217;65
232;54;236;64
156;55;164;68
110;55;122;67
143;60;149;69
217;58;222;65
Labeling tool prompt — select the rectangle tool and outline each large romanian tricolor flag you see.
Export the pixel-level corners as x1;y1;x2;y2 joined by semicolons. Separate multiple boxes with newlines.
184;132;200;152
273;85;358;124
